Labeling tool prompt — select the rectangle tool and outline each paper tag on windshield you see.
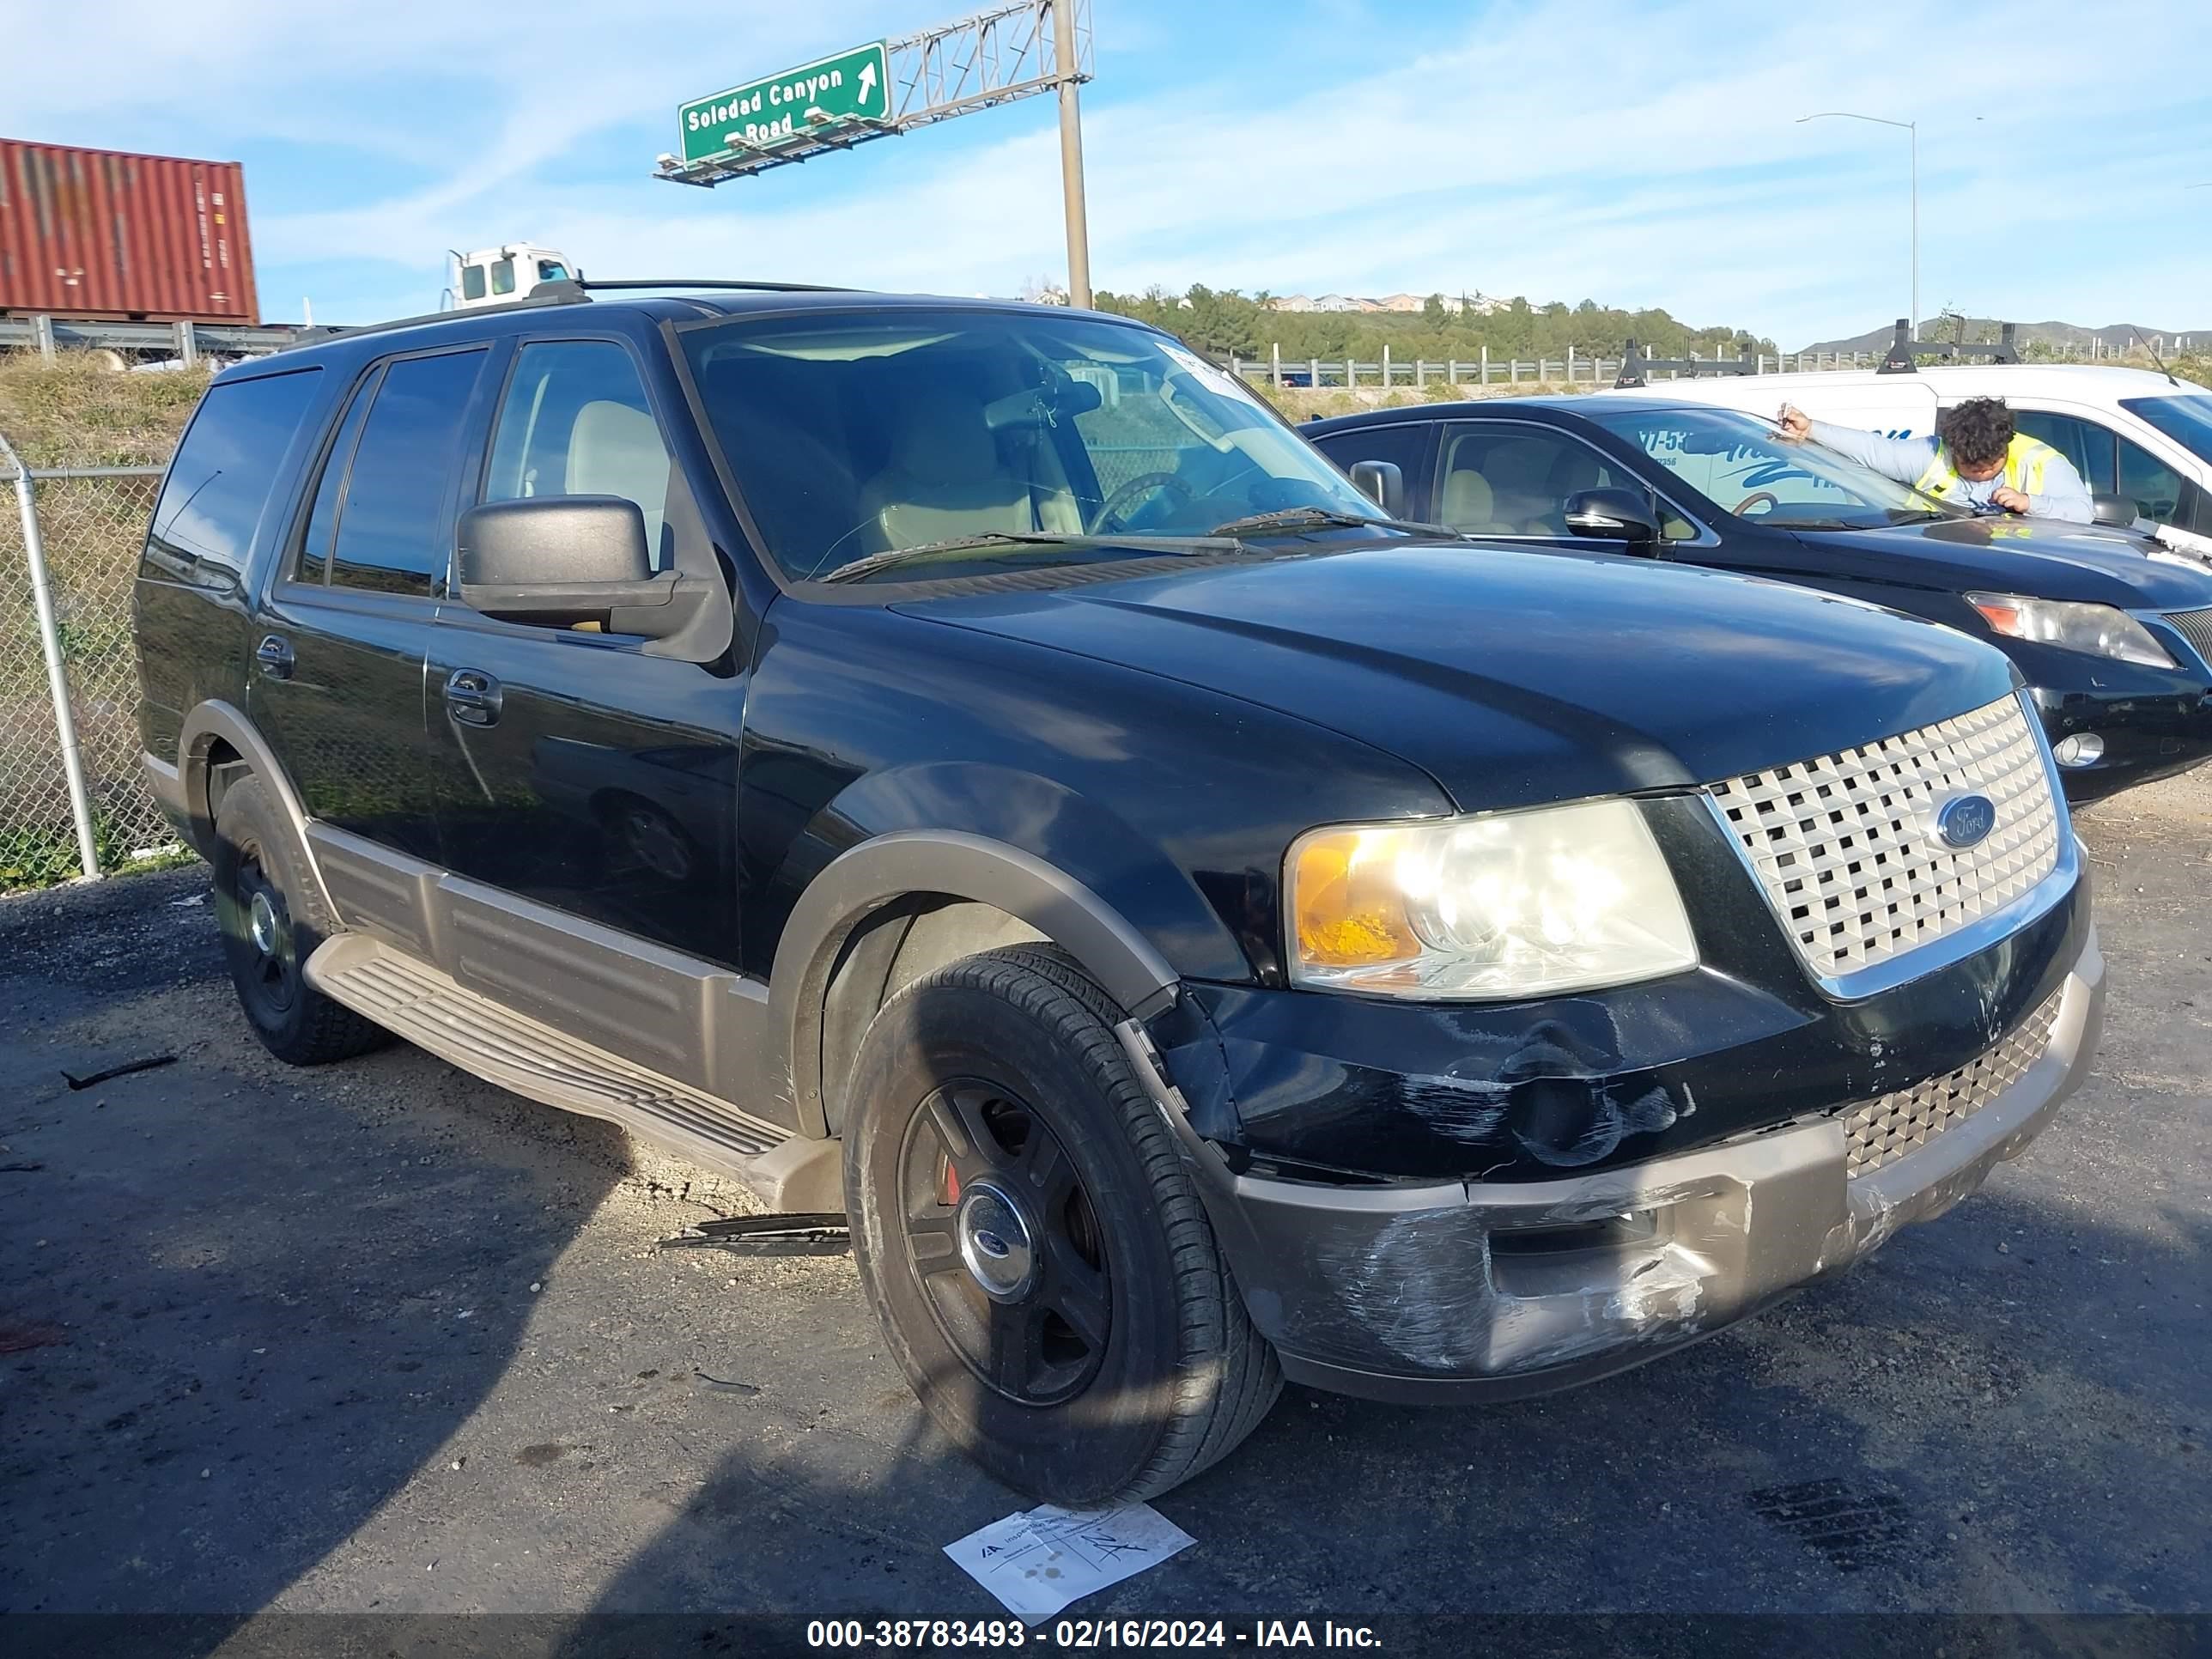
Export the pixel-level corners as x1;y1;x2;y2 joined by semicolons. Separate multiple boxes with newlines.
944;1502;1195;1622
1158;341;1246;397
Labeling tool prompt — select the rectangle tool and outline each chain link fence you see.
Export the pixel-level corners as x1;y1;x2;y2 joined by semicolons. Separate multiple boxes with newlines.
0;451;171;888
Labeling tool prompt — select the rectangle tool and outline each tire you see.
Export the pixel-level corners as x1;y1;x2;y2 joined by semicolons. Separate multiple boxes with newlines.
844;944;1281;1504
211;775;387;1066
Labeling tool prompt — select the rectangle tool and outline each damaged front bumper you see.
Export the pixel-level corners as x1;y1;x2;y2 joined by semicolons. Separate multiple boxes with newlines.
1121;930;2105;1405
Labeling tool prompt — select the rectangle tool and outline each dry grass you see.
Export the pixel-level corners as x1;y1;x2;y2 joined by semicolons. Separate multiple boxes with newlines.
0;349;211;469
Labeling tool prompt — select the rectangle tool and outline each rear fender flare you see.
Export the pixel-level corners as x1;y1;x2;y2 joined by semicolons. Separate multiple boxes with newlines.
177;699;334;917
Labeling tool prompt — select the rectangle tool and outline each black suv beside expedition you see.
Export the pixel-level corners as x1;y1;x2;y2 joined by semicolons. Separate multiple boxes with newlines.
1306;397;2212;802
136;283;2106;1503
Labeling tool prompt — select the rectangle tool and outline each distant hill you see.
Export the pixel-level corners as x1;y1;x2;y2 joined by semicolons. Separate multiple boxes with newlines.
1798;317;2212;356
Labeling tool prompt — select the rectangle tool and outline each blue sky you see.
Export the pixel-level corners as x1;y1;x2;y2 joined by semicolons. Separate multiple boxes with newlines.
9;0;2211;348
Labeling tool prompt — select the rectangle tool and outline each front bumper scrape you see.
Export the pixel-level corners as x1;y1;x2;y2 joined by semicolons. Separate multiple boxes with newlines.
1116;930;2104;1406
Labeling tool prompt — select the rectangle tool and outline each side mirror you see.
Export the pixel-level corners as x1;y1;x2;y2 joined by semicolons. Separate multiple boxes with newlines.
456;496;700;639
1349;459;1406;516
1564;487;1662;547
2091;492;2140;528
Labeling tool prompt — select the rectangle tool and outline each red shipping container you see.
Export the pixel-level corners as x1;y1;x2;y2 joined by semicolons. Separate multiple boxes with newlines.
0;138;258;324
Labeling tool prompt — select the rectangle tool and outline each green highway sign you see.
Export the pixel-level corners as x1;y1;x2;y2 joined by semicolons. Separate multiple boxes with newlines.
678;42;892;166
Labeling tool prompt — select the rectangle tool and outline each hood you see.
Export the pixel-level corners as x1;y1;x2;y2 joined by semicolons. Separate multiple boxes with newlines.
1786;517;2212;609
896;544;2017;813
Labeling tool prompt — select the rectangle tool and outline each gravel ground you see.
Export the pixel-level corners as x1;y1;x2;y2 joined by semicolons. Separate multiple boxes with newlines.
1;771;2205;1643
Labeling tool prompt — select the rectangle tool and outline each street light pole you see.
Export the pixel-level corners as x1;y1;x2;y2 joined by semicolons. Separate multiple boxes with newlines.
1051;0;1091;308
1799;111;1917;337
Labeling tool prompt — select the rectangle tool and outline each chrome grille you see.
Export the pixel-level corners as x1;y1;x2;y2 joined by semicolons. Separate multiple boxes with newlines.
1709;695;2062;983
1842;987;2064;1176
2163;605;2212;669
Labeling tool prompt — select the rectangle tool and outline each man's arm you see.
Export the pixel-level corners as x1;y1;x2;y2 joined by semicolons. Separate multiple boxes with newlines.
1802;417;1940;487
2015;452;2094;523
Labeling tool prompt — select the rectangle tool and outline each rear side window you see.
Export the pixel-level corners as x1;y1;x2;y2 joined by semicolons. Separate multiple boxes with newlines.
483;341;676;568
142;368;323;584
295;370;380;584
326;349;487;597
2011;411;2116;491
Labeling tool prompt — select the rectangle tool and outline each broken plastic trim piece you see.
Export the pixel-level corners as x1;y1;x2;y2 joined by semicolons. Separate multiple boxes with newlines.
658;1212;851;1256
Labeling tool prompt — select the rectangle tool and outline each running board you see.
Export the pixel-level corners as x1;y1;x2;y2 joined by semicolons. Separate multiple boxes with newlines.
304;933;840;1211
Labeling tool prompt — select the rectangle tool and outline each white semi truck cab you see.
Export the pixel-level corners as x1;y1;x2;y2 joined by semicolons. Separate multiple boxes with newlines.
449;245;575;310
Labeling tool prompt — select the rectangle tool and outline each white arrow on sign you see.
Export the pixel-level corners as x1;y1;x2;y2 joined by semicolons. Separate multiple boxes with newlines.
858;60;878;105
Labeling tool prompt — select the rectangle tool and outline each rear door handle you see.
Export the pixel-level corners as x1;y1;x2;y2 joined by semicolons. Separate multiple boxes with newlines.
255;635;294;680
444;667;502;727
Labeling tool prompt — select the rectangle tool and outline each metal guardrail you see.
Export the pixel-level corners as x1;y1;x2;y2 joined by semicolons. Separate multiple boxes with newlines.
1231;349;1886;390
0;315;306;362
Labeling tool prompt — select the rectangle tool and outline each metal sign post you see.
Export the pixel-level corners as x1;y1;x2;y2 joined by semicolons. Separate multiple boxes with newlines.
659;1;1094;303
1050;0;1090;307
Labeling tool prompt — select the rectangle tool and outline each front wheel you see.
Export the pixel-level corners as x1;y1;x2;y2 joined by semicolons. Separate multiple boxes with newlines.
844;945;1280;1504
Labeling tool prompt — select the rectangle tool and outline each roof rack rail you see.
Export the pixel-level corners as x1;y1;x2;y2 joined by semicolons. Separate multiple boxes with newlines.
1877;318;2021;374
1613;337;1758;389
290;289;592;346
526;277;860;302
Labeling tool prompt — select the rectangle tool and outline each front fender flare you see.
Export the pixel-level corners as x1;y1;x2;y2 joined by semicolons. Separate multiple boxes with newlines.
767;830;1182;1138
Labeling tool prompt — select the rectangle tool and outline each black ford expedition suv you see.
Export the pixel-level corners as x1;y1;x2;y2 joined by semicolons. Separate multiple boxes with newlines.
135;283;2106;1504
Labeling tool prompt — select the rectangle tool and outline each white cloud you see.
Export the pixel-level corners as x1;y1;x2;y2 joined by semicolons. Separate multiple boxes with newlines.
15;0;2212;343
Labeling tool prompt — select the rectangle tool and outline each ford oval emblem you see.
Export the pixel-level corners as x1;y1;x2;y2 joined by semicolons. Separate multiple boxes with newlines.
1935;793;1996;849
973;1229;1011;1260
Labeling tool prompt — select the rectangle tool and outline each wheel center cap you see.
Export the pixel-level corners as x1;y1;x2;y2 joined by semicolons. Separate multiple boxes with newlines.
956;1182;1036;1302
248;890;282;956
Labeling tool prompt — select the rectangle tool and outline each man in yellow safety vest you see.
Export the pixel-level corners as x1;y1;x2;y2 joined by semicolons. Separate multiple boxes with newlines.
1777;396;2094;523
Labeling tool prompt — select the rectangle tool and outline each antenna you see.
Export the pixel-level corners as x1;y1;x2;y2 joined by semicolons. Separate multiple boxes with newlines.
2129;325;2181;387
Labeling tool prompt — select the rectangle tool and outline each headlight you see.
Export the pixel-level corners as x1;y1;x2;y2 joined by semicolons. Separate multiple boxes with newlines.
1285;799;1698;1000
1966;592;2175;668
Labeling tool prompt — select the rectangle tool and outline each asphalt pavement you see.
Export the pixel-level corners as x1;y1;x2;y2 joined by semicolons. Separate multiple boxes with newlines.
2;771;2206;1647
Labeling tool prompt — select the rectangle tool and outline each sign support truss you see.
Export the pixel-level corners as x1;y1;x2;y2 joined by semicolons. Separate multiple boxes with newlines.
655;0;1093;187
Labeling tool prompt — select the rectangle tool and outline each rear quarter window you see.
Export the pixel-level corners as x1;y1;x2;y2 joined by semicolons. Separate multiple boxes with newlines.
141;368;325;586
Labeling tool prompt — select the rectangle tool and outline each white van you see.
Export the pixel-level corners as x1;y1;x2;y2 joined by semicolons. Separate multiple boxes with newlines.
1605;363;2212;558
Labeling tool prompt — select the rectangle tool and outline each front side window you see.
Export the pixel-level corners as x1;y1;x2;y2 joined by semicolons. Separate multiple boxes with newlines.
2118;394;2212;466
537;259;569;282
1436;425;1623;537
679;308;1388;581
490;258;516;296
327;349;487;596
2118;434;2185;523
142;368;324;582
1583;404;1960;531
483;341;675;568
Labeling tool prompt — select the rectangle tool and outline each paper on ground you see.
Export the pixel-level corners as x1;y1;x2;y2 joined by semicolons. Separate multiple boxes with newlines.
944;1502;1195;1621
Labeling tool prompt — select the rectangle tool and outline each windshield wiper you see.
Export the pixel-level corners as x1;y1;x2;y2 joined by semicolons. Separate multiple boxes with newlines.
814;532;1229;585
1206;506;1461;539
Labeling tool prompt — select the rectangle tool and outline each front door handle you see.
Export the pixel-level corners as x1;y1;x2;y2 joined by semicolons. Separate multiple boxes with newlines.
444;668;503;727
254;635;294;680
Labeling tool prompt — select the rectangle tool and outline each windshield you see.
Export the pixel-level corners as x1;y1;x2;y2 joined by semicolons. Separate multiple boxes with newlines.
1581;404;1965;529
2118;394;2212;466
678;308;1387;580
